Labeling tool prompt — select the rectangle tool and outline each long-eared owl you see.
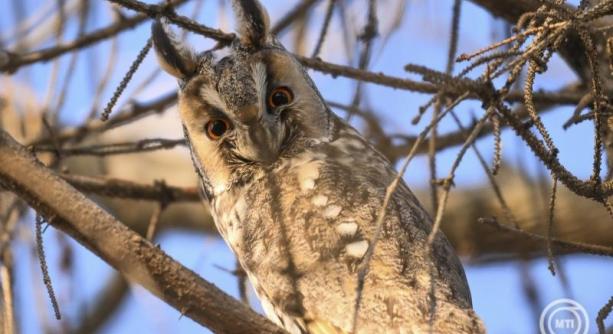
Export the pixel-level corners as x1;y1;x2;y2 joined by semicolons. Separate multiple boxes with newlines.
152;1;485;332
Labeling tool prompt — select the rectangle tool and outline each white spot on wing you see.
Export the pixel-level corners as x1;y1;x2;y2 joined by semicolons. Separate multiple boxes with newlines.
301;179;315;191
296;160;321;192
323;205;342;218
311;195;328;206
336;221;358;236
346;240;369;259
213;182;227;196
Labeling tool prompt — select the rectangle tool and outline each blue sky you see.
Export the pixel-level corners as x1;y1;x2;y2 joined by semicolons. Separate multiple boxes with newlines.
2;0;612;333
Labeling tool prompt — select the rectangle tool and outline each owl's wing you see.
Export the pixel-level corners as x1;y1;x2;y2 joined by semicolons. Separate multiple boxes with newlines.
307;319;348;334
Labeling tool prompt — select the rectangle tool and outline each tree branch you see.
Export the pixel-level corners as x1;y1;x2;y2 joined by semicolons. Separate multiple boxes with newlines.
62;174;199;202
0;129;285;334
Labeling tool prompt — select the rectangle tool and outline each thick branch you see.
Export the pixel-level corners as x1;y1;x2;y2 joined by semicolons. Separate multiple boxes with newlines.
0;130;284;334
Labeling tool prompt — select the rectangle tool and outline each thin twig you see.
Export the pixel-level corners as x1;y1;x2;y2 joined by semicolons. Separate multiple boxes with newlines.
457;22;567;62
101;38;152;121
597;295;613;334
270;0;320;35
146;202;165;240
35;215;61;320
310;0;335;58
34;138;186;157
546;176;558;276
0;252;14;334
448;110;519;226
61;174;199;202
492;113;502;175
428;0;463;213
87;15;120;120
479;217;613;257
428;109;493;246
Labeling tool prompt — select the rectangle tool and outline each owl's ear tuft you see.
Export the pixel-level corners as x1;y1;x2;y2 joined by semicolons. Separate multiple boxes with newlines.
151;19;197;79
232;0;271;47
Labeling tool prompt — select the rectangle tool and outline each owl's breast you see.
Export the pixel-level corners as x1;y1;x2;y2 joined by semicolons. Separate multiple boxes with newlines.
207;122;478;333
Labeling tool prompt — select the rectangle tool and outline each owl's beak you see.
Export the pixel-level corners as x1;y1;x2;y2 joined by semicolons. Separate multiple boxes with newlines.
235;105;282;164
246;123;280;163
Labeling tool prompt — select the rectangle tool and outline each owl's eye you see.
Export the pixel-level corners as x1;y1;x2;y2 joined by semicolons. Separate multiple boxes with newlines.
205;119;231;140
267;87;293;109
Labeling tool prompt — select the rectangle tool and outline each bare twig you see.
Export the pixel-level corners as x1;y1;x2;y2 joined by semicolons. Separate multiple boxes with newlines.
35;215;61;320
310;0;335;58
34;138;186;157
597;295;613;334
61;174;199;202
428;109;493;246
479;217;613;257
101;38;152;121
87;22;120;120
270;0;320;35
0;251;15;334
146;181;171;240
428;0;463;213
546;177;558;276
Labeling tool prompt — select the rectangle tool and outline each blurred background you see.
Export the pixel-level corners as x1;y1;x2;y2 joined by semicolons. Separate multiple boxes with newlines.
0;0;612;333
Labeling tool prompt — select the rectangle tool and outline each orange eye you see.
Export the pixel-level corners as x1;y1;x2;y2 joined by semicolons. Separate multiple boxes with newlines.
267;87;293;109
205;119;230;140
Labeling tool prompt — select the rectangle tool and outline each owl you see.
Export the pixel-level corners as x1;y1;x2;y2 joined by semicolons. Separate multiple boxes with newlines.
151;1;484;333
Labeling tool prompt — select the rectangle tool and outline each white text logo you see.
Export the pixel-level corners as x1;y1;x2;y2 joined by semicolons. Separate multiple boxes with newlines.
539;298;589;334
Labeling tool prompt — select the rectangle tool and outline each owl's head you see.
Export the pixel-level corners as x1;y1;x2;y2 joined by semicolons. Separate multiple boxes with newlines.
152;0;332;196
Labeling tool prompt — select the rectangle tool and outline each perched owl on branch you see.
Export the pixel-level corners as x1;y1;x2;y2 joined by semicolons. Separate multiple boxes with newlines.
152;0;484;333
